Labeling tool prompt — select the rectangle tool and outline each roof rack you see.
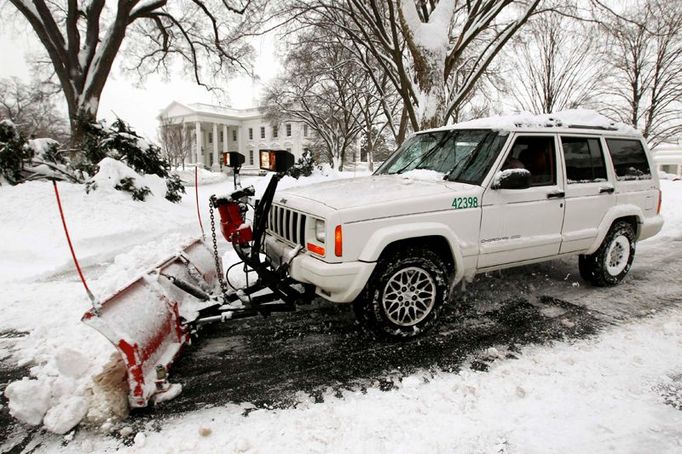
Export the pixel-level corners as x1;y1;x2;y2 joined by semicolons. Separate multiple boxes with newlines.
566;124;619;131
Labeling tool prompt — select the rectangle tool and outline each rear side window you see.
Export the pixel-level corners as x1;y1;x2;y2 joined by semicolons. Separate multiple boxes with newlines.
562;137;607;184
605;139;651;180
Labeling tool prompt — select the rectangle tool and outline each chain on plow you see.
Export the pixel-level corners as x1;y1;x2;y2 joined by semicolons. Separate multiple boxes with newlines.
209;194;230;304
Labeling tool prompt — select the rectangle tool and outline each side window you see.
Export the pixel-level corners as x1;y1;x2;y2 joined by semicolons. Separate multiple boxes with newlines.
562;137;607;183
501;136;557;186
605;139;651;180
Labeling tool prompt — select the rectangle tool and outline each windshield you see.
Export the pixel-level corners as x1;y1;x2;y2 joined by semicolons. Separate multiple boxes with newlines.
375;129;508;185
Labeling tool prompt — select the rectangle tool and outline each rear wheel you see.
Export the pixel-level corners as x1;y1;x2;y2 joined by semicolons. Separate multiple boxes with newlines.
579;221;636;286
353;247;450;338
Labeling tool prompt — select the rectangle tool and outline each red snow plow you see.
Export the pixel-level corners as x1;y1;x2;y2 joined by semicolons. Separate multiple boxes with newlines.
73;151;308;408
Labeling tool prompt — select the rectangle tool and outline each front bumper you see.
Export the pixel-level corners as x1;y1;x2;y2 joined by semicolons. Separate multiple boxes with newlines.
264;236;375;303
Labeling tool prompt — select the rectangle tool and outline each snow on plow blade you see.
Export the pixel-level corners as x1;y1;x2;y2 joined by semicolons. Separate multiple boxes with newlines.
82;239;217;408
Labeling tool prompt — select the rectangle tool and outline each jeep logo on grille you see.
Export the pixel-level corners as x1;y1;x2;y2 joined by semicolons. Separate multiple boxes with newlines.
280;198;288;204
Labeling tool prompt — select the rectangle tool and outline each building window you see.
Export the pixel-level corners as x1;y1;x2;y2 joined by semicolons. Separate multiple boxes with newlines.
273;126;278;138
219;131;223;142
303;124;308;137
260;126;265;139
286;124;292;137
248;128;253;140
208;132;213;143
249;150;254;165
232;129;237;141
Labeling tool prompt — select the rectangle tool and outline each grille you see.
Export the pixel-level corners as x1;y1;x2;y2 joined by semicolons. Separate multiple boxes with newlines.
267;205;307;247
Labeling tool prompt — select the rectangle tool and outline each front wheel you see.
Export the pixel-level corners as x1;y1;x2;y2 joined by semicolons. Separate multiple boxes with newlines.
579;221;636;286
353;247;451;339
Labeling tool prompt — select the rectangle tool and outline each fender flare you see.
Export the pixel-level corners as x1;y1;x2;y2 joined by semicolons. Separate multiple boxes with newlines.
586;204;643;254
358;222;466;283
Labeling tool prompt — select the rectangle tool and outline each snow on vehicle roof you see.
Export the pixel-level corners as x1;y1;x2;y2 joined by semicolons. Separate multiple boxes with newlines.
421;109;641;136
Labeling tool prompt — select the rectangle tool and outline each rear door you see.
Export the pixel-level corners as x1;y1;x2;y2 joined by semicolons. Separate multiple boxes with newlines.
559;135;615;253
604;138;660;221
478;133;566;268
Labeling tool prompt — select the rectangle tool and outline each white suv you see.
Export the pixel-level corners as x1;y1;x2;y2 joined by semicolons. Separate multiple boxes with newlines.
263;116;663;338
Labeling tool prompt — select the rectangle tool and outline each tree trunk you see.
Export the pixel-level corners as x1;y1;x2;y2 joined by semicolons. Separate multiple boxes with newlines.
397;107;409;145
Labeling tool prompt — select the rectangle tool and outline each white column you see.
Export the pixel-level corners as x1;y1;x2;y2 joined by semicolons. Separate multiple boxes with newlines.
212;123;220;170
222;124;228;159
235;126;241;164
184;124;190;165
195;121;202;166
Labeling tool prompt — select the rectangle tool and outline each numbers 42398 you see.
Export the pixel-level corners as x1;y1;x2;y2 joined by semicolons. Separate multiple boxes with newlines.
452;197;478;209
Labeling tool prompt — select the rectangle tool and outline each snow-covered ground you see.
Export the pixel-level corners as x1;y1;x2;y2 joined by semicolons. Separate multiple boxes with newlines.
1;165;681;452
57;308;682;453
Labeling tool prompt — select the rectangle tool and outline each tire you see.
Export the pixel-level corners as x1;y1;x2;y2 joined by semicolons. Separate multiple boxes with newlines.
579;220;636;287
353;247;451;339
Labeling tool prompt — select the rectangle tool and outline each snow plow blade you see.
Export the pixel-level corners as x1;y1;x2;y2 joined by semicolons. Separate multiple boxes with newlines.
82;238;217;408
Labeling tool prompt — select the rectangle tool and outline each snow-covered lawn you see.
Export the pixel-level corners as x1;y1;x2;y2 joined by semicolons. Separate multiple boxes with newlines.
1;166;681;452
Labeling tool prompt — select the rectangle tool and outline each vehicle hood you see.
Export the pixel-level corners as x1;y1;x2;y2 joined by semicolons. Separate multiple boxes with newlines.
277;175;479;223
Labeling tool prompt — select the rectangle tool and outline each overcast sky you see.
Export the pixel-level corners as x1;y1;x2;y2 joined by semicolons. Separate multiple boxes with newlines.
0;26;280;141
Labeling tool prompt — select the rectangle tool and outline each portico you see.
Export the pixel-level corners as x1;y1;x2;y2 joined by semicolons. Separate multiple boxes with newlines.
157;101;312;171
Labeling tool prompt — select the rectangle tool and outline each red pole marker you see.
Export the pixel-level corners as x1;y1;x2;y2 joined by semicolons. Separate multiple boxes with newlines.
53;180;99;312
195;166;205;240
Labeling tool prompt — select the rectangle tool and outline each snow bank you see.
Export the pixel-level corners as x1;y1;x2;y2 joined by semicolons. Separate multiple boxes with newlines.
174;166;228;186
447;109;639;134
0;162;193;283
91;157;168;198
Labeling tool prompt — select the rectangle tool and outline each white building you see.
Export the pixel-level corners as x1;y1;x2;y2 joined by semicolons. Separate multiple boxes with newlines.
157;101;312;171
652;143;682;178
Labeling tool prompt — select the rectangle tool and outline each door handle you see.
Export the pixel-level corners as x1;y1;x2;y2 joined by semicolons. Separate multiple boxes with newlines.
547;191;565;199
599;186;615;194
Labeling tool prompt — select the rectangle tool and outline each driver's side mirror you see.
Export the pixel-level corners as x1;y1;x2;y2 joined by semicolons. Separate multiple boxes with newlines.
492;169;531;190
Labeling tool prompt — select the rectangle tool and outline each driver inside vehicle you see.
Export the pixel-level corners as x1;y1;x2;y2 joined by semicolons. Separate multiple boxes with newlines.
501;136;556;186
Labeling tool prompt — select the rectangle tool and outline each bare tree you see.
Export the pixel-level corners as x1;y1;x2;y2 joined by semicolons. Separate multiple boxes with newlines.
158;116;191;169
0;77;69;142
356;71;397;171
601;0;682;147
264;28;365;170
7;0;269;144
287;0;540;132
506;12;607;114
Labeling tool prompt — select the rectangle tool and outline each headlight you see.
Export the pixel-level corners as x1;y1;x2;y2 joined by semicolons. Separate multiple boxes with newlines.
315;219;326;243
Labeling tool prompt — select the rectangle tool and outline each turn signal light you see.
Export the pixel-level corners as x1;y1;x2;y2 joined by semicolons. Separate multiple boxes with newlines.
307;242;325;256
657;190;662;214
334;225;343;256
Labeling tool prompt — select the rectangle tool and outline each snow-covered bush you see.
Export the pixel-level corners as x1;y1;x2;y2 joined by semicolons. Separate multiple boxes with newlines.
80;119;185;202
0;119;30;184
114;176;152;201
1;118;80;185
164;174;186;202
287;149;316;179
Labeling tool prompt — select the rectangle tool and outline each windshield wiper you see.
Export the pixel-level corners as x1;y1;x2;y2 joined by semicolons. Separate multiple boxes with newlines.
394;131;454;175
445;132;492;182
